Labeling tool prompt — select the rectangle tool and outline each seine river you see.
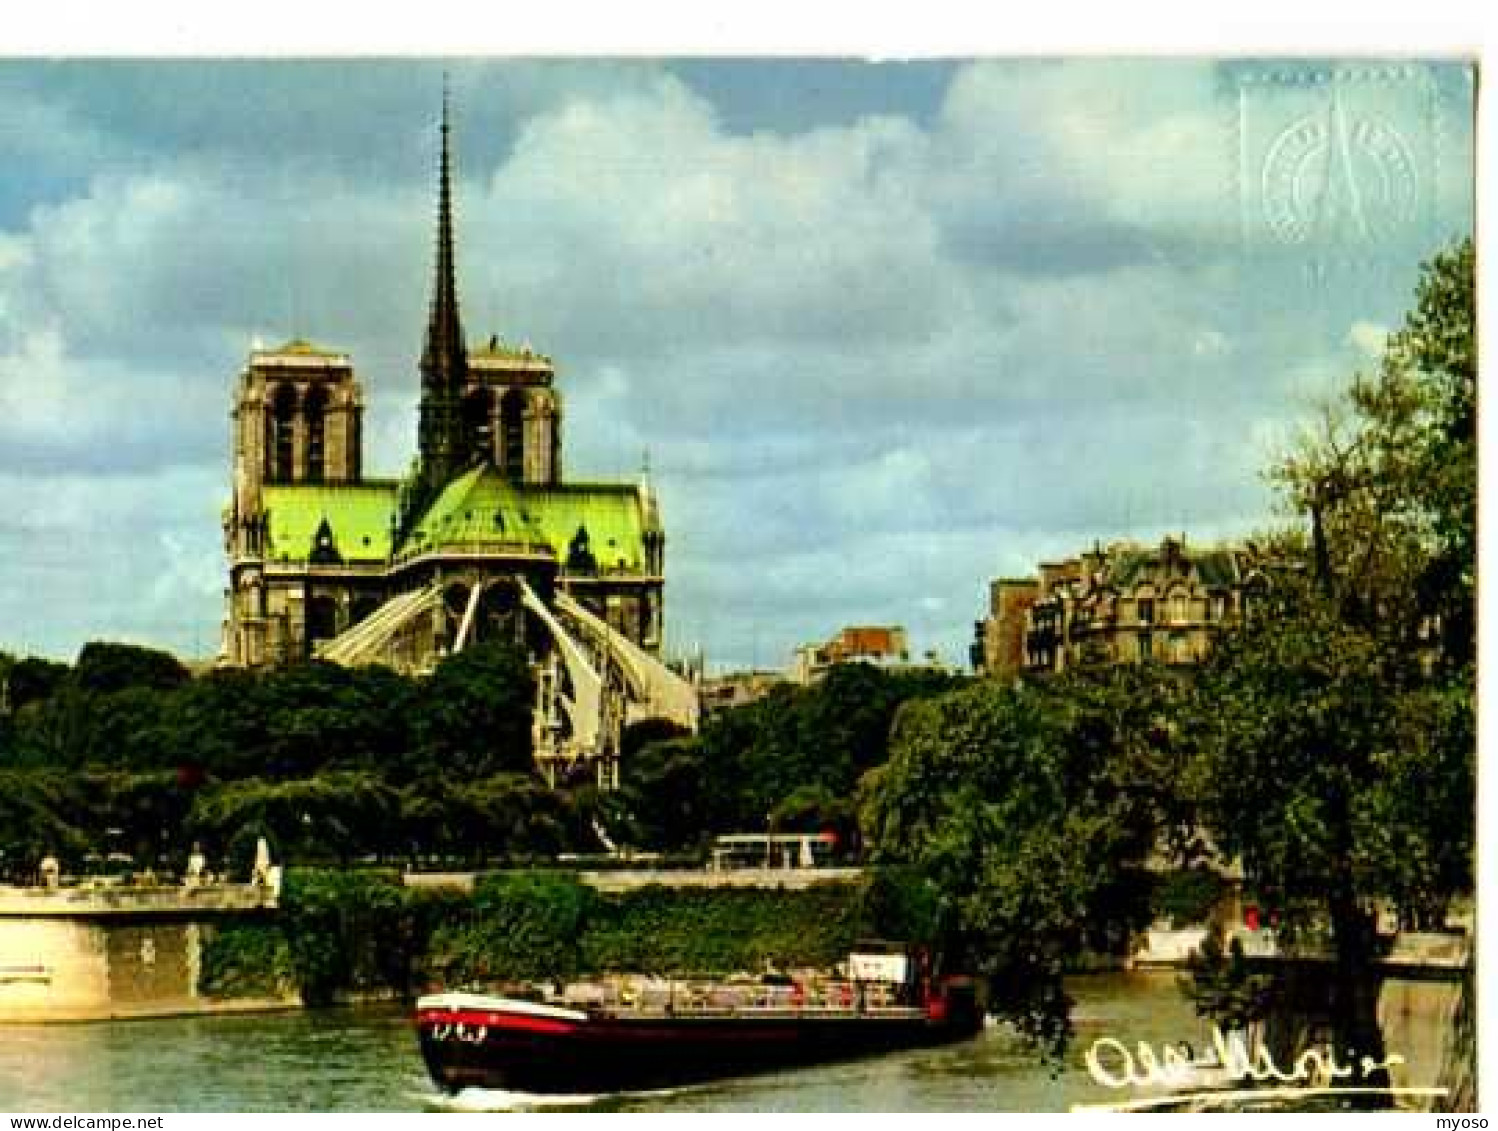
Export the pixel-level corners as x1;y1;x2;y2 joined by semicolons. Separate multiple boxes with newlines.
4;974;1205;1113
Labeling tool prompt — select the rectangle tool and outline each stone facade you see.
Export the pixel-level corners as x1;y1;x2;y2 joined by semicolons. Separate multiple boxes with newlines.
972;579;1040;681
0;885;285;1021
973;537;1270;676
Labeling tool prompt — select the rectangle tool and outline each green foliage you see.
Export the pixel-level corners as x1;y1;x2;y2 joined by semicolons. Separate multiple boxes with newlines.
613;663;965;849
198;923;295;999
579;885;869;976
430;873;892;986
1179;925;1275;1031
860;666;1172;1055
0;639;553;868
608;737;715;850
4;656;70;711
1274;238;1475;668
434;872;599;985
1151;868;1230;930
188;771;403;867
852;864;943;947
74;642;190;695
191;868;943;1007
1186;577;1469;932
1188;243;1475;1099
0;770;91;878
279;868;430;1004
409;643;535;779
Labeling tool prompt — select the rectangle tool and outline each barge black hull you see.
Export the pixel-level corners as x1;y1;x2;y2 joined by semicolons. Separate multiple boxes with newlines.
417;1000;982;1095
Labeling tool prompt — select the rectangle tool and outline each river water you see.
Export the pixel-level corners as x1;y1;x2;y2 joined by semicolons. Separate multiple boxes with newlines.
0;973;1222;1113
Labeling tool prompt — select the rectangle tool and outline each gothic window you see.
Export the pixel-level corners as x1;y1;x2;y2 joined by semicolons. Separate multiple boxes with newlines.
1138;632;1153;661
269;384;299;482
1137;597;1155;625
304;386;328;483
501;390;526;480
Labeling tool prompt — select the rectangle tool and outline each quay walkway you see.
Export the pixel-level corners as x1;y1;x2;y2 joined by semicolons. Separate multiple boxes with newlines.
0;881;277;917
403;866;866;894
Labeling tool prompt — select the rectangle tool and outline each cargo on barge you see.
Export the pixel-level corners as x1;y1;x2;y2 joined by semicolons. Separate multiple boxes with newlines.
416;942;982;1095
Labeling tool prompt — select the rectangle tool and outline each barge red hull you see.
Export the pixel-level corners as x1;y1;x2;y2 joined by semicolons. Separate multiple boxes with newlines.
416;990;982;1095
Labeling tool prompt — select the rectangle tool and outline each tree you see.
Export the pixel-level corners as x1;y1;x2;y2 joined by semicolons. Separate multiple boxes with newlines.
73;641;190;695
611;736;716;851
1189;241;1477;1104
1274;238;1475;668
860;667;1172;1055
187;771;402;867
0;770;91;877
3;656;70;713
1184;576;1473;1102
770;783;857;855
409;643;535;779
681;663;966;834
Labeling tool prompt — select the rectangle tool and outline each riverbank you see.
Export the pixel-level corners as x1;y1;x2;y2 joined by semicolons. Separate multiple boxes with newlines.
199;868;886;1011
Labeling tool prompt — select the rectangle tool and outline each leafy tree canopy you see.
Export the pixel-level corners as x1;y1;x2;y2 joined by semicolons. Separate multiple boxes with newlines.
860;666;1173;1055
74;641;191;695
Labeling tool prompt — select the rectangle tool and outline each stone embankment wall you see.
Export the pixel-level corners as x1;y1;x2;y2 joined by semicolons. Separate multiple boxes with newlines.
0;884;290;1022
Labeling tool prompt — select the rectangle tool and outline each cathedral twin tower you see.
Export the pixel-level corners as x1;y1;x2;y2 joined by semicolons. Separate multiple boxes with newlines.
222;99;666;688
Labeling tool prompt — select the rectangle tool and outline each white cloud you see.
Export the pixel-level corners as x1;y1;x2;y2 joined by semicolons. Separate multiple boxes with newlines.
0;60;1474;665
1347;320;1389;361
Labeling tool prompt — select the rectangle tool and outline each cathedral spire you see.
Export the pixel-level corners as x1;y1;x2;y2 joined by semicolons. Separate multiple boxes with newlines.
413;83;471;497
420;80;467;393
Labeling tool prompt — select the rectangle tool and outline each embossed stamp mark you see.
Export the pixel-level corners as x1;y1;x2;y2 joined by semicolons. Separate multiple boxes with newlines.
1238;65;1439;263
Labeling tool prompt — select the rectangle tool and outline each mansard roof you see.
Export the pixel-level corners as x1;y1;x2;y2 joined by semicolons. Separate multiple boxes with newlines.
1104;543;1244;591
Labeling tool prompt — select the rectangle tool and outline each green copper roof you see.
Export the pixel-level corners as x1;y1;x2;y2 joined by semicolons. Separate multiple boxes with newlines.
400;466;648;569
401;467;547;554
263;483;398;563
526;483;650;572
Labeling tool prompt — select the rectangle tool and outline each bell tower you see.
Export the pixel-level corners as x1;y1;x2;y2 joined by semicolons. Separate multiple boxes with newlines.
224;339;363;666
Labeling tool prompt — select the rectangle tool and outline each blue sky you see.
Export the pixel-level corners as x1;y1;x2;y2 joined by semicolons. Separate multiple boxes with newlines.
0;59;1475;668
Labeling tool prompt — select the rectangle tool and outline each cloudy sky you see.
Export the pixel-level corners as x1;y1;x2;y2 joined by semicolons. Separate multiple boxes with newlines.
0;59;1475;668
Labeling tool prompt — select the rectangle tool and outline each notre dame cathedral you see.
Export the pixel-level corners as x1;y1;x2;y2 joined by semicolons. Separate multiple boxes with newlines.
220;98;692;784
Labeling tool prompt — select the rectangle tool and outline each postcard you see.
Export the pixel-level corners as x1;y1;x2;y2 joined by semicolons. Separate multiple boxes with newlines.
0;56;1477;1114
